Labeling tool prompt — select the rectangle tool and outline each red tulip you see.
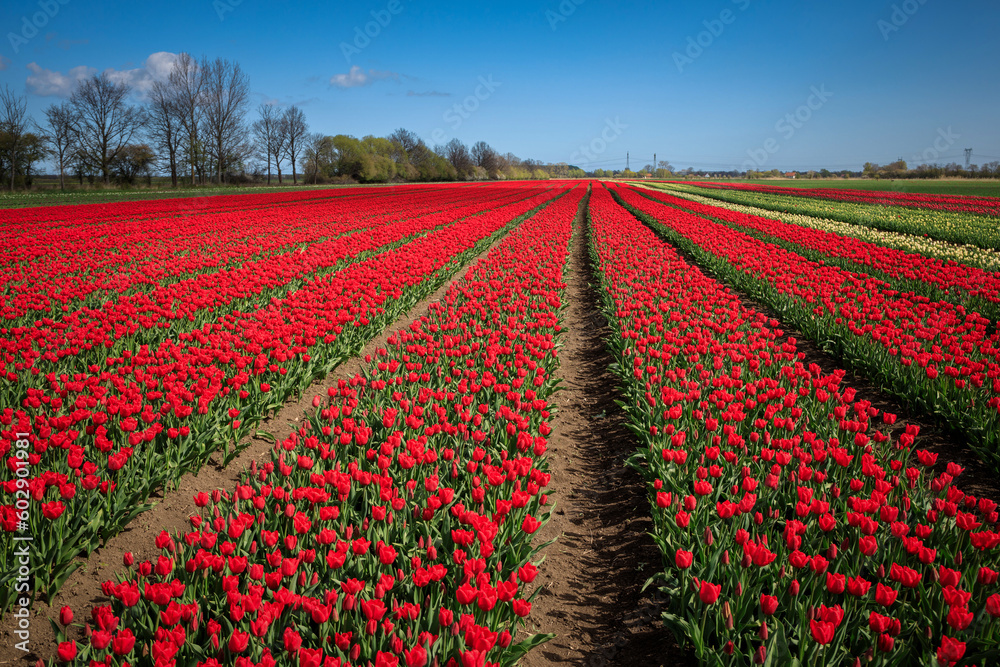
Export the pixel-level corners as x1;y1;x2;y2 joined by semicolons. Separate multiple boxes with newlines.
810;619;835;645
228;630;250;653
699;581;721;605
56;641;76;662
937;636;966;666
875;584;898;607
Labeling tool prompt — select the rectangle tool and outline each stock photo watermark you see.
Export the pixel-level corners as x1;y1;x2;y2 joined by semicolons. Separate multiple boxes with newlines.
912;126;959;164
740;85;833;172
7;0;71;55
672;0;752;73
10;432;33;653
429;75;501;145
213;0;243;21
570;117;628;167
877;0;929;40
340;0;404;63
546;0;586;31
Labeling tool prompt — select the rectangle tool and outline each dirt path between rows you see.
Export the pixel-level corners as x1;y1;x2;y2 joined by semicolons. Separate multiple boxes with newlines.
519;202;695;667
0;232;521;666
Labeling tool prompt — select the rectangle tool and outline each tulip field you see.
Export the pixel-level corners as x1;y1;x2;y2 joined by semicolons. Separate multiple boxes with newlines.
3;180;1000;666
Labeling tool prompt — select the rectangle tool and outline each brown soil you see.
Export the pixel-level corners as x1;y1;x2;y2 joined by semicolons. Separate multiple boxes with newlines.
518;202;695;667
0;236;517;666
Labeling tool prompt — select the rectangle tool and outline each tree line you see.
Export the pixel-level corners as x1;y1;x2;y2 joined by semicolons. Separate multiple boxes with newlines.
0;52;583;190
862;160;1000;180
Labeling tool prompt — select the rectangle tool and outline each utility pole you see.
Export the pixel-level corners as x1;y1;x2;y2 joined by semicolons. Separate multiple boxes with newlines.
654;153;657;174
965;148;973;170
626;152;630;171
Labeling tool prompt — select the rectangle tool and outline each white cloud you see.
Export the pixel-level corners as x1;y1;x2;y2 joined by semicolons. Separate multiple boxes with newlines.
103;52;178;97
26;62;96;97
25;52;178;98
329;65;399;88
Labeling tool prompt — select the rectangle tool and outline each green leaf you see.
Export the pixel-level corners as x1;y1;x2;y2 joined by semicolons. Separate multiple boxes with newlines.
499;633;555;666
764;621;791;667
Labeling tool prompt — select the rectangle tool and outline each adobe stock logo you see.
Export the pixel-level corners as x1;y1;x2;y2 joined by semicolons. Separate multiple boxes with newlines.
740;85;832;172
877;0;929;41
672;0;752;73
340;0;404;63
7;0;71;54
428;75;502;145
912;127;959;165
570;117;628;167
545;0;586;31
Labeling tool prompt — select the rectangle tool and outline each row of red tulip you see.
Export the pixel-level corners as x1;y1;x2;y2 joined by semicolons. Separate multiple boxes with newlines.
0;185;500;323
2;185;551;401
611;184;1000;473
634;187;1000;322
53;183;586;667
666;181;1000;217
0;186;431;236
0;184;566;612
588;182;1000;665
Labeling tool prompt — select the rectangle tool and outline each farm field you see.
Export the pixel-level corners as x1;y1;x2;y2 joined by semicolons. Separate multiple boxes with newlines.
3;181;1000;667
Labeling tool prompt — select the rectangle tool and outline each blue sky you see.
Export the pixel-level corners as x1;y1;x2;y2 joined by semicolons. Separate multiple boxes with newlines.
0;0;997;171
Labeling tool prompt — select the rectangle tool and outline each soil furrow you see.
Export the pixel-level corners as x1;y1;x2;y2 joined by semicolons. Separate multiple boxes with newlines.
519;200;694;666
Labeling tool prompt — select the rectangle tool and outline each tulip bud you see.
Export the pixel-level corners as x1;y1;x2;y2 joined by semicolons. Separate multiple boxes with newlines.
723;641;734;655
703;526;714;546
754;646;766;664
827;543;837;560
722;550;730;565
759;622;768;641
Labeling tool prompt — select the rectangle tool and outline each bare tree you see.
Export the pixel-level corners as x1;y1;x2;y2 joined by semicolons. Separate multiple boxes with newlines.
471;141;498;176
302;132;328;183
442;138;473;177
168;53;205;186
148;79;182;187
0;85;29;190
387;128;420;155
70;74;146;184
40;102;78;191
251;103;287;185
201;58;251;184
281;105;307;185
